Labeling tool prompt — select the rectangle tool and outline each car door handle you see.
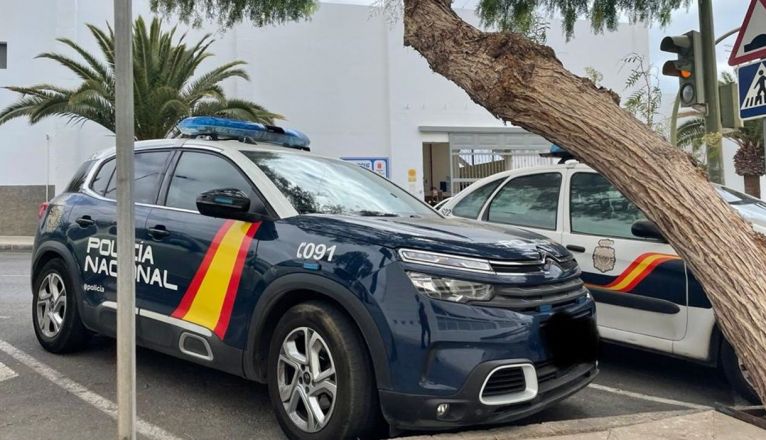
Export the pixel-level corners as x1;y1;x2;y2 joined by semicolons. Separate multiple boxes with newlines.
75;215;95;228
148;225;170;239
566;245;586;253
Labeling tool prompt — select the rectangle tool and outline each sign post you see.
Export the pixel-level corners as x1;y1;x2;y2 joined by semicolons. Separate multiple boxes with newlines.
114;1;136;439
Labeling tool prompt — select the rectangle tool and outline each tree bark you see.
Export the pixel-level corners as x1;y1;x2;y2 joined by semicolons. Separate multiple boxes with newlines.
744;175;761;199
403;0;766;403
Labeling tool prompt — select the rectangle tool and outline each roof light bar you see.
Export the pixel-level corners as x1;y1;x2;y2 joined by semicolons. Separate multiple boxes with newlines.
175;116;310;150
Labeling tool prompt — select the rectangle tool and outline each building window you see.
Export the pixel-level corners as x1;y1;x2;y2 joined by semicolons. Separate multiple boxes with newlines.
0;43;6;69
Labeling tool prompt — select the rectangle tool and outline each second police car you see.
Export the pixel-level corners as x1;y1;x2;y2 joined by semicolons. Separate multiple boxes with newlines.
31;117;598;440
439;151;762;403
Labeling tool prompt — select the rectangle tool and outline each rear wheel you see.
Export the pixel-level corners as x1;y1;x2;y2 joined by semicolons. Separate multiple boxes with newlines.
267;301;379;440
32;259;90;353
721;338;760;403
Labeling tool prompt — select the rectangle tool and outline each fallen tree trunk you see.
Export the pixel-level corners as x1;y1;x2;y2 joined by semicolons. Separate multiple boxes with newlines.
403;0;766;403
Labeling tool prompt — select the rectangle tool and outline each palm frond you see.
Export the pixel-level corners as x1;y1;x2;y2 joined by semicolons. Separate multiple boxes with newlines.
0;15;278;139
676;117;706;149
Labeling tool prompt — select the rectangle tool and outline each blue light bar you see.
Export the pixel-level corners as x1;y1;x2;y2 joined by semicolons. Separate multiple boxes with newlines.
176;116;310;150
550;144;566;154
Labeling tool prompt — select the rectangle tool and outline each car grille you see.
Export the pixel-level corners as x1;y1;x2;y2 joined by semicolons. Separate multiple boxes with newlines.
485;278;588;312
490;257;578;275
535;361;571;385
481;367;527;398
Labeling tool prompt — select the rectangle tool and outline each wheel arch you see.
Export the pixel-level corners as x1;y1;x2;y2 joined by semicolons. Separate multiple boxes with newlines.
32;242;83;289
32;241;87;316
243;273;392;390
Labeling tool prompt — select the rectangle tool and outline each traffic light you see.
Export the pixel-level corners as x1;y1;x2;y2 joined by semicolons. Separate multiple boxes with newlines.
661;31;705;107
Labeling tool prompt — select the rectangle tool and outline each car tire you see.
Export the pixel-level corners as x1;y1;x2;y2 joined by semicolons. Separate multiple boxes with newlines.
721;338;760;404
267;301;380;440
32;258;90;353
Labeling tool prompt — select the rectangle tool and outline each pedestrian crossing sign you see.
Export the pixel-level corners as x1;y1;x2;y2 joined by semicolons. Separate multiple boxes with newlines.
738;61;766;120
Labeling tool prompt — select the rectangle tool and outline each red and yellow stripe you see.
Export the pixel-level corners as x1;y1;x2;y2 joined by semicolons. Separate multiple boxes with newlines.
589;252;681;293
172;220;260;339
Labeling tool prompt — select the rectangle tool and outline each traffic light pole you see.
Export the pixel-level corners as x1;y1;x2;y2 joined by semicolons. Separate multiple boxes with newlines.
114;0;136;439
669;27;741;149
699;0;724;184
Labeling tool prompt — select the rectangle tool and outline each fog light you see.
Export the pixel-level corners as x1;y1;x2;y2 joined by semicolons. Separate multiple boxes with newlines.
436;403;449;417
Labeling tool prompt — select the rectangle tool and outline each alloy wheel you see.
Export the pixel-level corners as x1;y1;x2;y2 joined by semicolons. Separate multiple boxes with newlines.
36;273;67;338
738;356;756;389
277;326;337;433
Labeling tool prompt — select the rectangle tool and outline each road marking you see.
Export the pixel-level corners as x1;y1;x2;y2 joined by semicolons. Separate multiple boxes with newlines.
589;383;711;410
0;339;184;440
0;362;18;382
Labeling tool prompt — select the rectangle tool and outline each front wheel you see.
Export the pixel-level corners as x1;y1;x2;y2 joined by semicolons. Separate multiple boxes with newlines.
721;339;760;404
267;301;380;440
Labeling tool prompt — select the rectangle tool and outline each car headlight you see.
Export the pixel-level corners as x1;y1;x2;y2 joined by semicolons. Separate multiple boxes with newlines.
398;249;493;273
406;271;494;303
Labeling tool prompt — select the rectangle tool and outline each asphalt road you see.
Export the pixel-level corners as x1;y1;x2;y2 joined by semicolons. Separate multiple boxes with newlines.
0;252;744;440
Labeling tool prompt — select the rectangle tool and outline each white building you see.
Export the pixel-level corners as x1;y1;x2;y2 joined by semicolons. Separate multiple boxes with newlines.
0;0;650;235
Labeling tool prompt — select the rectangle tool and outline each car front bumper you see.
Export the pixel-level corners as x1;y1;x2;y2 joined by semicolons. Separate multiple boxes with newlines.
379;360;598;431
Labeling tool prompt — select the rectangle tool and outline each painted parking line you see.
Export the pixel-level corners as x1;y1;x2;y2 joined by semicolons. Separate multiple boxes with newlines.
0;361;18;382
589;383;711;410
0;339;184;440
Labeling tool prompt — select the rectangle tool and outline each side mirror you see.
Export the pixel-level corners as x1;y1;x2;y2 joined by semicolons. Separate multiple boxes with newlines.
631;219;666;242
196;188;273;222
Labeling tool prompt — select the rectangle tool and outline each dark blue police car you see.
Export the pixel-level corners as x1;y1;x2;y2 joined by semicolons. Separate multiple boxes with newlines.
32;117;598;440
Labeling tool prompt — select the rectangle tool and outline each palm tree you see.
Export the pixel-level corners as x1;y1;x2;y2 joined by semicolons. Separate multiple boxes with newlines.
0;17;281;139
676;73;764;197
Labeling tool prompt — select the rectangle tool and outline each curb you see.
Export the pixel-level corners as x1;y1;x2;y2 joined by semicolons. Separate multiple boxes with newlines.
396;410;701;440
0;244;33;251
0;237;34;252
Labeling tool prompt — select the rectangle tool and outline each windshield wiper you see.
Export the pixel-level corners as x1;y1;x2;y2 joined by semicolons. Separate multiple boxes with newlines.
355;210;400;217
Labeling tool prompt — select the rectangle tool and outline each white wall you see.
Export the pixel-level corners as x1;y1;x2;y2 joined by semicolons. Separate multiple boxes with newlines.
0;1;650;195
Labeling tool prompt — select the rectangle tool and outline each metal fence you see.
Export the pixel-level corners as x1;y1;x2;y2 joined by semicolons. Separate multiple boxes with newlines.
449;147;556;194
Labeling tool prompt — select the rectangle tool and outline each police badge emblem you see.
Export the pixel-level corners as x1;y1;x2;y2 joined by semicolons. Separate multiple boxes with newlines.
592;239;616;273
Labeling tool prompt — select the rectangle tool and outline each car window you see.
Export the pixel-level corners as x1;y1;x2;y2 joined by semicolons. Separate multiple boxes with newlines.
451;177;505;219
165;151;254;211
242;150;438;218
570;172;646;239
486;173;561;230
66;160;94;193
105;151;171;204
90;159;115;196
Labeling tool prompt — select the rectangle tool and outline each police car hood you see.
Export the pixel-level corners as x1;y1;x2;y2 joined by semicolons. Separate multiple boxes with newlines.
299;215;569;261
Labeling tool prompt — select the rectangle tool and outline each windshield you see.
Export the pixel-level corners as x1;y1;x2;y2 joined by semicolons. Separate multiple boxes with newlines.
715;185;766;226
242;151;439;218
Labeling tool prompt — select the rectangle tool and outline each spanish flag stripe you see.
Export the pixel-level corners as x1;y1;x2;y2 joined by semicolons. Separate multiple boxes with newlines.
605;254;678;291
213;221;261;339
604;254;666;290
180;221;254;331
171;220;236;319
598;252;681;292
620;256;677;292
603;253;655;288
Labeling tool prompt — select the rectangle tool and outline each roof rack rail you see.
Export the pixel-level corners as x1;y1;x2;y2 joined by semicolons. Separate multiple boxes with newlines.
173;116;310;151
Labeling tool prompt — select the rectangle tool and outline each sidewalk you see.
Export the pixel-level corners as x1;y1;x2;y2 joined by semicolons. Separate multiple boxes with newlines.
403;410;765;440
0;236;33;251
